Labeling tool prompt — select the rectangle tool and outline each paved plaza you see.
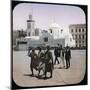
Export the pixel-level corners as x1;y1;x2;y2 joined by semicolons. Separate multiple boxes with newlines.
13;50;86;87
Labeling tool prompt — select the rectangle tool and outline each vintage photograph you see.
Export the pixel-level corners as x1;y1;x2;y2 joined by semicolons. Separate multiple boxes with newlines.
12;0;87;89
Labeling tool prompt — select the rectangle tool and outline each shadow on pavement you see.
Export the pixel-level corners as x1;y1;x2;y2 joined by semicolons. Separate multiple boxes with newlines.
24;74;52;80
24;74;36;77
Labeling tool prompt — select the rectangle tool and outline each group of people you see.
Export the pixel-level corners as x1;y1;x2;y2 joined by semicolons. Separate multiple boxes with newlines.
28;46;53;79
28;44;71;79
54;44;71;69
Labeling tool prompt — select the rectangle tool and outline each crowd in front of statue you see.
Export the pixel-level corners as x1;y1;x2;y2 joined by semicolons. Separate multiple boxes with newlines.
28;44;71;79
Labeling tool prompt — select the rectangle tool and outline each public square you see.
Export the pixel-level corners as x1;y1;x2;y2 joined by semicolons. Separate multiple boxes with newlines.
13;50;86;87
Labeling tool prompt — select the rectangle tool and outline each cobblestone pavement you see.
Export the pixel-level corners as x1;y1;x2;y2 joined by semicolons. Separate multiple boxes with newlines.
13;50;86;87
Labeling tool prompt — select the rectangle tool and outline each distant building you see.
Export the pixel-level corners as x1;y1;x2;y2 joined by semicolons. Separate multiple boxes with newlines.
49;23;75;47
13;30;26;45
69;24;86;48
14;15;76;50
26;30;65;48
25;22;75;50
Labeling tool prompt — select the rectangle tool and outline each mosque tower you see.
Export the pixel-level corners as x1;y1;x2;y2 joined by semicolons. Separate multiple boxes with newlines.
26;14;35;36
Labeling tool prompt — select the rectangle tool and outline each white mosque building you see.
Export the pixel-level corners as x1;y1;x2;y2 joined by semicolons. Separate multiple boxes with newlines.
16;15;75;50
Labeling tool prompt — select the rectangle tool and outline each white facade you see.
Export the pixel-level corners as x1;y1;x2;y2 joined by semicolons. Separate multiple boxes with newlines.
49;23;60;39
25;22;75;48
49;23;75;47
26;30;65;48
15;16;75;50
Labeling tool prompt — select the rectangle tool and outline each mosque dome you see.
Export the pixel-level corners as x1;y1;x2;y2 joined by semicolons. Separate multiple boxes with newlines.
50;23;60;28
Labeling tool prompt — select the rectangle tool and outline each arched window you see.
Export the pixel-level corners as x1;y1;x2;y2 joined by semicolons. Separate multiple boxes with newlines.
75;35;77;39
28;32;30;36
50;29;52;33
82;35;84;39
75;29;77;32
70;38;72;42
44;37;48;42
79;35;81;39
79;29;81;32
71;29;73;32
61;29;63;33
82;28;84;32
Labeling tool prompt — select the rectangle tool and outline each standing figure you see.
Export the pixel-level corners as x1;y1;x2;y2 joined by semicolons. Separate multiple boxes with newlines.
44;46;53;79
65;46;71;69
54;44;61;64
58;44;62;58
28;47;31;56
38;47;44;59
60;47;65;68
37;47;45;76
28;48;38;76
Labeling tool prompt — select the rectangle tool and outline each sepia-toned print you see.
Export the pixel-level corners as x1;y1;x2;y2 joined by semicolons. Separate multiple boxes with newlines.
12;0;87;89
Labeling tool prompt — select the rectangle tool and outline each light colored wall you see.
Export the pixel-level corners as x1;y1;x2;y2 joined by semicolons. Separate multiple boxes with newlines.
69;24;86;47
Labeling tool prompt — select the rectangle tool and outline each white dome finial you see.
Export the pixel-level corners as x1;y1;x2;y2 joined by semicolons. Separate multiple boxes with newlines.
50;23;60;28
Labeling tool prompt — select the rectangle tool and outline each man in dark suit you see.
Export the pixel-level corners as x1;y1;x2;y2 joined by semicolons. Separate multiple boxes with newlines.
54;44;61;64
37;47;45;76
28;48;38;76
54;47;59;64
44;46;53;79
65;46;71;69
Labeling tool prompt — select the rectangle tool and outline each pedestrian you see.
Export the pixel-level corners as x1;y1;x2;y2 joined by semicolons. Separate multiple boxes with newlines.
60;47;65;68
54;44;61;64
58;44;62;58
37;47;45;76
28;47;31;56
44;46;53;79
28;48;38;76
65;46;71;69
38;47;43;59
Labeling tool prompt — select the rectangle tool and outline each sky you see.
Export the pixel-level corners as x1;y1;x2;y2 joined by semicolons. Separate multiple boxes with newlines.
13;3;85;32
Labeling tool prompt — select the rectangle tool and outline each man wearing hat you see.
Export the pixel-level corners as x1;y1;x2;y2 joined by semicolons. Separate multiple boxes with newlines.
44;46;53;79
65;45;71;69
29;48;38;76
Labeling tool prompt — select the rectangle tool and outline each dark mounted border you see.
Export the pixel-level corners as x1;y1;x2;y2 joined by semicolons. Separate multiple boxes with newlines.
11;0;88;89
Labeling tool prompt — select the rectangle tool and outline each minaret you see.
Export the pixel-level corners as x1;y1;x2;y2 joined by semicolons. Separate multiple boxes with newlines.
27;14;35;36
